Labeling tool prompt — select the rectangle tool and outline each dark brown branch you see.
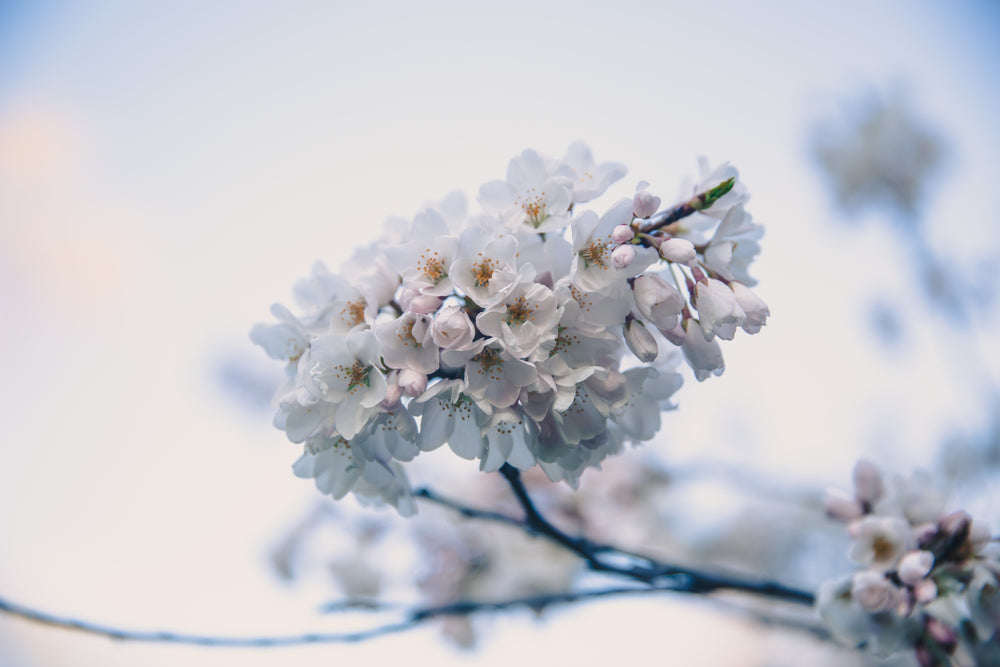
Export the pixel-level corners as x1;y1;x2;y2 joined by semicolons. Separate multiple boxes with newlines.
419;465;816;607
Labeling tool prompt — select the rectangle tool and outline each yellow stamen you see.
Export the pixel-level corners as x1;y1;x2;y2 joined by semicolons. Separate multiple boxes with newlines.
505;294;535;326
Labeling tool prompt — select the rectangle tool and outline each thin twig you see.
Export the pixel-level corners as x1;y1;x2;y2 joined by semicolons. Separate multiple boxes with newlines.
0;594;416;646
0;584;683;647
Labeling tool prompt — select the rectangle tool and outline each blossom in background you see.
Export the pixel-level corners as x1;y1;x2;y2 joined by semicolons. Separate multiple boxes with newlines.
252;143;769;513
819;459;1000;665
812;90;944;218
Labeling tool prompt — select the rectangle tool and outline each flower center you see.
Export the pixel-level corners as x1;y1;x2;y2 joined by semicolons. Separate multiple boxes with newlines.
397;319;417;346
418;250;446;284
505;294;535;326
568;284;594;314
341;300;366;327
520;189;549;227
338;361;371;393
872;535;895;562
580;239;609;268
473;347;503;374
550;326;577;355
307;436;350;456
472;257;497;288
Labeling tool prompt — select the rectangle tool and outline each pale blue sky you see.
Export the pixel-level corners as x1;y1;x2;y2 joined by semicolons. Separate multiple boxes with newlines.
1;2;998;664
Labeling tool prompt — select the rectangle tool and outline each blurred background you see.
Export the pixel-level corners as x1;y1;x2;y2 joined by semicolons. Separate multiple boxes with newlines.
1;1;999;665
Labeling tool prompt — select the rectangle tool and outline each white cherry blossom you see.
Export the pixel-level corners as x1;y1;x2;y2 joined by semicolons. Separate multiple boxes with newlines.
385;209;457;297
464;342;538;411
450;226;521;308
303;331;387;439
476;282;560;359
374;312;439;374
253;143;769;512
553;141;627;203
478;149;573;233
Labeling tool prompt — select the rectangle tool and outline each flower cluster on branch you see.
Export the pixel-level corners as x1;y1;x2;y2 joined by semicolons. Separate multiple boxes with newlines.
820;460;1000;666
251;144;768;513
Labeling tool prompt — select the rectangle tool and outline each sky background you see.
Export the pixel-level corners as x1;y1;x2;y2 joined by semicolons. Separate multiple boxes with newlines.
1;1;999;665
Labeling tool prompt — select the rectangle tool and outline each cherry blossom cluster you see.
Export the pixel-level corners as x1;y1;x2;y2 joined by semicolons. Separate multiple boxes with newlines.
251;143;768;514
819;461;1000;665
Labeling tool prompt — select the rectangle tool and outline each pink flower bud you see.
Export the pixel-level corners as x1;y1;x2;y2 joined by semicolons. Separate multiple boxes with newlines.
409;293;443;314
397;369;428;397
851;570;899;613
396;285;420;311
853;459;884;506
658;238;697;265
659;322;686;345
925;617;957;647
680;319;725;381
612;244;636;269
382;373;403;409
633;274;684;330
430;304;476;350
633;189;661;219
913;578;937;603
612;224;635;244
694;278;744;341
730;282;769;334
624;319;658;362
896;587;915;618
824;490;864;521
898;550;934;585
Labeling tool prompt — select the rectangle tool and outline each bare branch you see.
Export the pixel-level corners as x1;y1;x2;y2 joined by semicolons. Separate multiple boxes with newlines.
419;466;816;607
0;584;689;647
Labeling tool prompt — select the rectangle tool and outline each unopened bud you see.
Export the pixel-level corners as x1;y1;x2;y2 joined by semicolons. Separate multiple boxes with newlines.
660;321;686;346
633;189;661;219
730;282;769;334
409;293;443;314
397;369;428;397
680;319;725;382
851;571;899;613
624;319;658;362
659;238;697;266
612;224;635;244
633;274;684;330
824;490;864;521
913;578;937;603
612;244;636;269
396;286;420;311
382;374;403;409
853;459;884;506
898;550;934;585
925;617;957;648
430;304;475;350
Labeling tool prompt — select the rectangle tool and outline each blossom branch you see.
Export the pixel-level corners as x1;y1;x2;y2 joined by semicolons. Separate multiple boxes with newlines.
637;177;736;236
417;465;816;608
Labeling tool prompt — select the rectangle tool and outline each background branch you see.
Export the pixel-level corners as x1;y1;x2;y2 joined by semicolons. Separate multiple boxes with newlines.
0;582;779;648
419;465;816;607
